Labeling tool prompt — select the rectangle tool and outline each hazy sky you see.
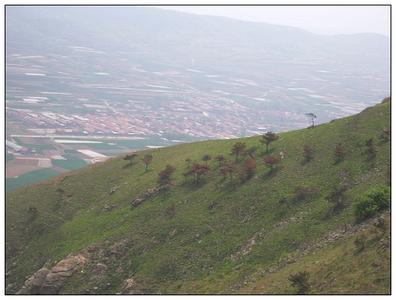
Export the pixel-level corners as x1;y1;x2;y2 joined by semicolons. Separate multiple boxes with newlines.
160;6;390;37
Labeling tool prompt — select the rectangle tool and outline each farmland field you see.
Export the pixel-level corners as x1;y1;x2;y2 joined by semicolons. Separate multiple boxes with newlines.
52;159;87;170
6;168;61;192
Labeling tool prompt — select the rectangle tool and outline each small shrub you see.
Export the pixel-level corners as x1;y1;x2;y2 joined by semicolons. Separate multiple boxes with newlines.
186;163;210;185
27;206;38;223
293;186;319;202
354;186;390;222
157;165;176;187
263;155;281;172
365;138;376;161
354;234;366;254
334;143;346;163
202;154;212;166
220;163;235;181
214;155;225;167
240;158;256;181
142;154;153;172
165;203;176;218
154;259;179;281
278;197;289;208
302;144;314;163
231;142;246;162
123;153;138;168
380;127;390;142
245;146;258;159
326;184;348;215
185;158;192;169
373;217;386;236
288;271;310;294
260;131;279;153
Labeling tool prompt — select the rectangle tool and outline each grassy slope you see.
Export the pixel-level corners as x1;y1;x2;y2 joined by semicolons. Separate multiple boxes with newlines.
5;101;390;294
240;213;390;294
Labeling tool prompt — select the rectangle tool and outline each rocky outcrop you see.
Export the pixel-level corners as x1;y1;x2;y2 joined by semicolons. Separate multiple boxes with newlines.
131;186;164;208
17;254;87;294
120;278;140;294
120;278;136;294
17;267;50;294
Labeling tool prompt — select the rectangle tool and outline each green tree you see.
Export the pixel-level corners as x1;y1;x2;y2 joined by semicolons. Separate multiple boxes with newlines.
142;154;153;172
231;142;246;162
184;163;210;185
334;143;346;163
202;154;212;166
241;158;256;181
157;165;176;187
365;138;376;161
214;154;225;168
354;186;390;222
302;144;314;162
326;184;348;215
260;132;279;153
263;154;281;172
305;112;317;128
123;153;138;168
220;163;235;181
288;271;310;294
245;146;258;159
381;127;390;142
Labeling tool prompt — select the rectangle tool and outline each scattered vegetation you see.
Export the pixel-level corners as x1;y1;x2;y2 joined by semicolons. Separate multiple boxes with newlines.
231;142;246;162
184;163;210;185
263;154;281;172
142;154;153;172
202;154;212;166
334;143;346;163
240;159;257;182
293;186;319;202
364;138;376;161
220;163;236;182
27;206;38;223
380;127;390;142
305;112;317;128
302;144;314;163
354;186;390;222
245;146;258;159
5;100;390;295
123;153;138;168
354;234;367;254
288;271;310;294
260;131;279;153
157;165;176;188
325;184;348;216
214;155;225;168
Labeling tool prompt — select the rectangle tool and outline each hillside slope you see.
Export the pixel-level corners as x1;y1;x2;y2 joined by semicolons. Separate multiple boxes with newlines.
6;100;390;294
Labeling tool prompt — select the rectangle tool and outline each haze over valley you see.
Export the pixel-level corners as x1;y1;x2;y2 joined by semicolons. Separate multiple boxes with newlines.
6;6;390;189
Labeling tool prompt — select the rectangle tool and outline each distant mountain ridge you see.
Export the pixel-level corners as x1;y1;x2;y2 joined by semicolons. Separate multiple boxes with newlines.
7;6;390;128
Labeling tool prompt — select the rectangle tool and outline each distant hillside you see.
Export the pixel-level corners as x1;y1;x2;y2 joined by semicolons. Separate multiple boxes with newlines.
6;6;390;130
6;99;390;294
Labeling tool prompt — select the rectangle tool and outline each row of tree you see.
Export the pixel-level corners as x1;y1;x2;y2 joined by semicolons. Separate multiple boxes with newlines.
124;153;153;172
122;126;389;190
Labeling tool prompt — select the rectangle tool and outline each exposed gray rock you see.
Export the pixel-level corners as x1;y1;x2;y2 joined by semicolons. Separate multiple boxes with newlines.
17;268;50;294
120;278;137;294
131;186;165;208
17;255;87;294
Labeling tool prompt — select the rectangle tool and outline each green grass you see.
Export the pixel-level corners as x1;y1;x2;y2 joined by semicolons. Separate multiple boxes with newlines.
5;101;390;294
241;214;390;294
